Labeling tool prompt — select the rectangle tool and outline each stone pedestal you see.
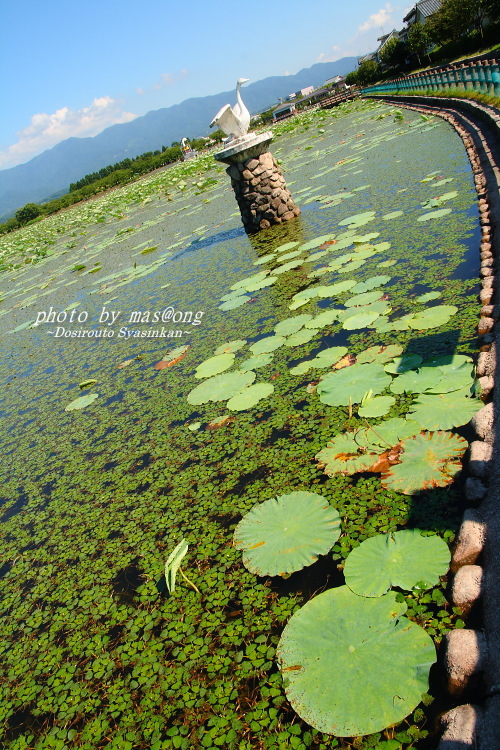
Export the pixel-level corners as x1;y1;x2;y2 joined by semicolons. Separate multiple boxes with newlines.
215;132;300;234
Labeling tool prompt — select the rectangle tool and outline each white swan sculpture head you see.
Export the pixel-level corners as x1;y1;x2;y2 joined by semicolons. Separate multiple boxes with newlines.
210;78;251;142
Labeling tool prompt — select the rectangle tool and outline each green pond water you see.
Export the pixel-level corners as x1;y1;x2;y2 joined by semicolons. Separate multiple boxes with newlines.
0;100;482;749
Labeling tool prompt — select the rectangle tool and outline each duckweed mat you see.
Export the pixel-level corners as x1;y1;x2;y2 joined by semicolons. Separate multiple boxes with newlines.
0;99;482;750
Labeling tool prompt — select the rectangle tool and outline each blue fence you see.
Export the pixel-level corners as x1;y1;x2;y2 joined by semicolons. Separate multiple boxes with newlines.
362;58;500;98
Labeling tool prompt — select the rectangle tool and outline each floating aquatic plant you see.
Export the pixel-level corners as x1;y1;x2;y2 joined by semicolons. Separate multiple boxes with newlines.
226;382;274;411
233;491;341;576
64;393;99;411
187;370;255;405
194;353;235;379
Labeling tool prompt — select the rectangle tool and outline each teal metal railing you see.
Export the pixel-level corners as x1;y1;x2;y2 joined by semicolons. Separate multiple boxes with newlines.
361;58;500;97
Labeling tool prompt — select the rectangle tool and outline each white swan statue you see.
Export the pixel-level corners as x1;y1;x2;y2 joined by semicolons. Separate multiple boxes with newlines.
210;78;251;142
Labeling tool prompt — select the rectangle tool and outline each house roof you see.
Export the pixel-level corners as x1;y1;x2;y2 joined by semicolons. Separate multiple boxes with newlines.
404;0;441;22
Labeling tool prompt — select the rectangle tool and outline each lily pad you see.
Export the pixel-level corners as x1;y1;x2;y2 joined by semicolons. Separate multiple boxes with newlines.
214;340;246;355
285;328;317;347
381;431;468;495
187;370;255;405
351;275;392;294
274;315;312;337
245;276;278;292
277;587;435;736
318;362;391;407
344;290;382;308
65;393;99;412
275;241;300;253
357;344;403;365
408;389;481;430
344;529;451;596
298;235;335;252
415;291;441;303
385;354;423;374
390;367;445;394
355;418;422;451
316;433;379;475
195;353;235;379
239;353;273;371
227;382;275;411
382;210;403;220
339;210;376;227
254;253;277;265
219;295;251;311
417;208;452;222
304;309;340;329
233;491;341;576
249;335;286;355
343;311;380;330
358;394;395;418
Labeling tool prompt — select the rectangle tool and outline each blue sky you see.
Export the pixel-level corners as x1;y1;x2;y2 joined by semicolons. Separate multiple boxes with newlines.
0;1;409;170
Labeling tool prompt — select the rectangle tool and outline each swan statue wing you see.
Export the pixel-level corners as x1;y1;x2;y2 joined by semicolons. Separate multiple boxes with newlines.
210;78;250;141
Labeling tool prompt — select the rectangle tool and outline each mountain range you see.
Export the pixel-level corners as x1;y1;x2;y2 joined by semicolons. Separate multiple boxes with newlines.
0;57;357;220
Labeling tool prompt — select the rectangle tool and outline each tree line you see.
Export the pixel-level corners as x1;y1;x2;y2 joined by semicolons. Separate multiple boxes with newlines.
345;0;500;87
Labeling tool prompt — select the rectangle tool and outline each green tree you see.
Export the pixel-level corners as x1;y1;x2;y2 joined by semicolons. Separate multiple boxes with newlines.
356;60;380;86
345;70;359;85
407;22;432;66
427;0;477;44
15;202;41;225
379;37;407;69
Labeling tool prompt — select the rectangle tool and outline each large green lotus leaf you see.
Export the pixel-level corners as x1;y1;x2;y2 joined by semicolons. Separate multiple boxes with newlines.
338;210;376;227
330;237;355;251
304;309;340;329
219;295;251;311
355;418;421;451
239;353;273;371
220;287;249;302
307;250;329;262
318;362;391;406
382;210;404;220
358;394;395;418
274;314;312;337
313;346;348;366
408;389;481;430
275;241;299;253
277;587;435;736
424;353;472;370
245;276;278;291
226;382;274;411
214;339;247;355
378;259;397;267
352;246;377;260
195;353;235;379
278;249;304;262
426;362;475;394
407;305;457;330
233;491;341;576
357;344;403;365
292;286;324;302
249;335;286;354
381;431;468;495
415;291;441;303
344;290;382;308
273;260;303;276
253;252;277;265
345;529;451;596
390;367;443;394
384;354;423;374
316;280;356;298
373;241;392;252
339;260;365;273
351;275;392;294
65;393;99;412
417;208;452;221
352;232;380;243
285;328;317;346
231;271;268;291
289;361;312;376
187;370;255;405
342;311;380;330
297;235;335;252
316;434;379;475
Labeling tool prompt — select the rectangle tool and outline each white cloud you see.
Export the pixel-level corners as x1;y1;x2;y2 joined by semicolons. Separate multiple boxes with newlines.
357;3;394;34
0;96;137;170
150;69;189;92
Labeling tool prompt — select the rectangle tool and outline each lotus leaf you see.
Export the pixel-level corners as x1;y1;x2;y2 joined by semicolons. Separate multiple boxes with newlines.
239;353;273;371
231;271;268;291
304;310;339;329
254;253;276;265
373;241;391;252
275;241;299;253
65;393;99;412
425;362;475;394
384;354;423;374
214;339;246;355
351;275;392;294
344;290;382;308
313;346;348;366
277;587;435;736
424;353;472;370
164;539;188;594
339;260;365;273
417;208;452;221
227;382;274;411
187;370;255;405
339;210;376;227
357;344;403;365
289;361;312;376
219;295;251;311
343;311;380;330
407;305;457;330
378;259;397;267
355;418;421;451
318;362;391;406
381;431;468;495
307;250;329;262
233;491;341;576
316;434;379;475
352;232;380;243
408;388;481;430
382;210;403;220
195;353;235;379
390;367;444;394
78;379;98;389
188;422;201;432
316;280;356;298
358;394;395;418
274;314;312;337
285;328;317;346
219;288;248;302
272;260;304;276
345;529;451;596
278;249;305;262
161;345;190;363
292;286;324;303
298;235;335;252
245;276;278;291
249;335;286;354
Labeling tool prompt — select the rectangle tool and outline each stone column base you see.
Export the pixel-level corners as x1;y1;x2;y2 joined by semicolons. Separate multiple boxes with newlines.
226;151;300;233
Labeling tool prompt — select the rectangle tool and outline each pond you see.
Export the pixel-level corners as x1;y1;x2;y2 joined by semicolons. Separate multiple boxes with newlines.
0;99;482;750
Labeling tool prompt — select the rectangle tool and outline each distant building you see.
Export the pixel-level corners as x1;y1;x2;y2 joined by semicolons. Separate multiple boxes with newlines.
324;75;346;88
294;86;314;98
376;28;404;63
272;103;297;121
401;0;442;40
357;52;378;66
